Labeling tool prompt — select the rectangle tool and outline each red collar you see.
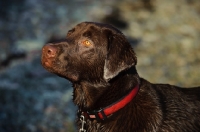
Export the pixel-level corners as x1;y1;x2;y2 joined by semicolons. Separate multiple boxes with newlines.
81;84;139;121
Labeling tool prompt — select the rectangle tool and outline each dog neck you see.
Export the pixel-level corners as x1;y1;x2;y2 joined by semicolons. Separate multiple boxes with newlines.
96;67;140;109
73;67;140;111
79;83;139;121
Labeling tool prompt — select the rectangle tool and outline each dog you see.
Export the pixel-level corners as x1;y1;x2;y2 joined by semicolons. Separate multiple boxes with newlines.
41;22;200;132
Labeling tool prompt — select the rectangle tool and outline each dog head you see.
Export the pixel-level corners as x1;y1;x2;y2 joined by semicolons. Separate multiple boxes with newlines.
41;22;137;83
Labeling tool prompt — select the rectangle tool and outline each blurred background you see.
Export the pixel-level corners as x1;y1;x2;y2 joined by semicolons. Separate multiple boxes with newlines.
0;0;200;131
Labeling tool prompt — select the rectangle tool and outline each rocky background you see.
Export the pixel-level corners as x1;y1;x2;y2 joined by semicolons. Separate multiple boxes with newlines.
0;0;200;132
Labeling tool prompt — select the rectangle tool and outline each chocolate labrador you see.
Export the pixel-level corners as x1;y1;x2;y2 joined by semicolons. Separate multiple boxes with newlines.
41;22;200;132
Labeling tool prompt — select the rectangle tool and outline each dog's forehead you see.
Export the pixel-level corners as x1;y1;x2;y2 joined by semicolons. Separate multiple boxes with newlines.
67;23;110;41
67;22;99;37
72;22;121;34
74;22;101;32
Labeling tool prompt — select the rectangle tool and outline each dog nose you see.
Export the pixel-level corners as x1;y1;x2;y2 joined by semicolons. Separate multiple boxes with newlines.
42;44;57;58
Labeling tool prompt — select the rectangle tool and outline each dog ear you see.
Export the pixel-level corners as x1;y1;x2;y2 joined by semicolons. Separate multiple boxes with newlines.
103;32;137;81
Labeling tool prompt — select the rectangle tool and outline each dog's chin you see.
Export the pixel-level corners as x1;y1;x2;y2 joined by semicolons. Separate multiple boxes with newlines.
49;68;79;83
57;72;79;83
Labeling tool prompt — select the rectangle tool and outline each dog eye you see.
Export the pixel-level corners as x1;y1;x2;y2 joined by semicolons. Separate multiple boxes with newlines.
82;40;92;47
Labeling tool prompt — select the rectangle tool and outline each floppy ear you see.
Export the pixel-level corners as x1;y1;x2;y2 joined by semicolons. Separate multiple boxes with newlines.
103;32;137;81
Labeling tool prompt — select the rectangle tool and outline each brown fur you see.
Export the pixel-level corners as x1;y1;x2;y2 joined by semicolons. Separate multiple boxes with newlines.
41;22;200;132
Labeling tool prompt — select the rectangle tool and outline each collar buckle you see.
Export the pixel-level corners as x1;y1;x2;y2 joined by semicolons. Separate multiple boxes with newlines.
87;108;107;121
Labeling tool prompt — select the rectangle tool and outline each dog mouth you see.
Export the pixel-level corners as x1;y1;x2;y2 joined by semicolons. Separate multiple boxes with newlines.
41;54;64;77
41;55;52;68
